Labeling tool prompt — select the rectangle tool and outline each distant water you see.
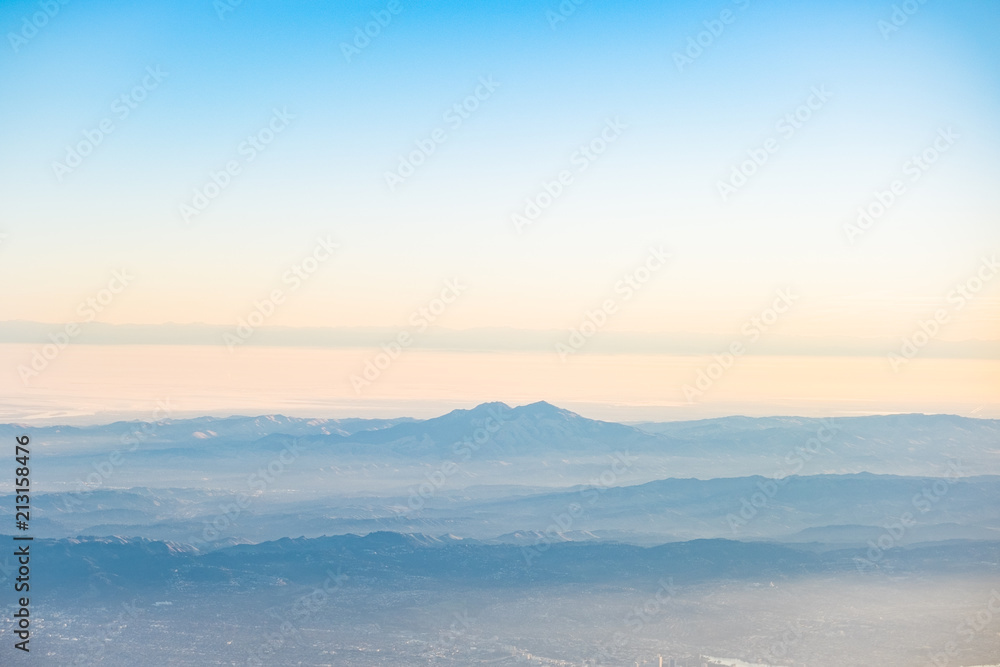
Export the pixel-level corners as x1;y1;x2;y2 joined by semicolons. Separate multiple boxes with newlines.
1;343;996;423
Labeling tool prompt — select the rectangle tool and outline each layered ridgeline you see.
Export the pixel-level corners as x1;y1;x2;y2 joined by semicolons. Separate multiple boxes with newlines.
9;531;998;600
2;405;998;666
5;403;997;492
2;403;997;547
5;472;999;547
4;532;998;666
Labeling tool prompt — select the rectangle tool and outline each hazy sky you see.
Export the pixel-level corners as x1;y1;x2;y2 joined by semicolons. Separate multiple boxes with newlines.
1;0;997;419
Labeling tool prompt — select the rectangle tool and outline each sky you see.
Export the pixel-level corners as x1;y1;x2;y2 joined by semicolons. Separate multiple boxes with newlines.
0;0;998;421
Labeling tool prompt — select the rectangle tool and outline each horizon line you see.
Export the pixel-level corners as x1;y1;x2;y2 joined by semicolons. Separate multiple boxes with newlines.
0;320;997;359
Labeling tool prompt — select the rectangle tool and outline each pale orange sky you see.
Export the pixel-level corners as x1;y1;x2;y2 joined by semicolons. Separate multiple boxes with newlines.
2;0;998;423
2;344;996;423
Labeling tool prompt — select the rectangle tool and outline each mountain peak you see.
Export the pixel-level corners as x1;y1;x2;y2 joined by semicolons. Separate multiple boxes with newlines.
435;402;513;421
472;401;513;412
514;400;578;417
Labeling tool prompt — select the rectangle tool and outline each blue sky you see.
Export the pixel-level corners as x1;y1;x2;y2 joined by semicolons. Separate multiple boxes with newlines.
0;0;998;418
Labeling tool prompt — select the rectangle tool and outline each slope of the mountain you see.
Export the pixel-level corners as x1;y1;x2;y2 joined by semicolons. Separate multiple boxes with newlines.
237;408;1000;469
252;400;664;457
8;406;1000;472
0;414;417;452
